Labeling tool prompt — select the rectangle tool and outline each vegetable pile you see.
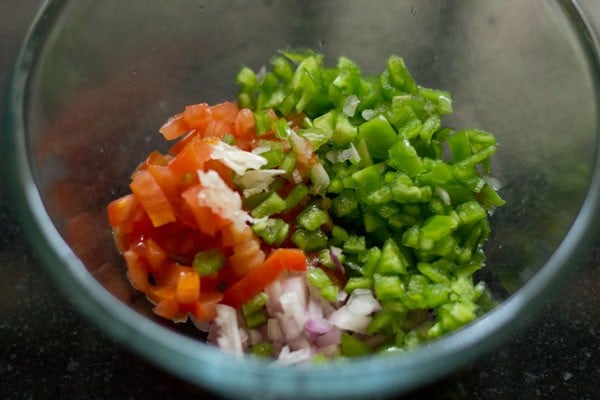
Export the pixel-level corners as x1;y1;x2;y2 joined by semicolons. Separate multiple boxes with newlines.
107;50;504;363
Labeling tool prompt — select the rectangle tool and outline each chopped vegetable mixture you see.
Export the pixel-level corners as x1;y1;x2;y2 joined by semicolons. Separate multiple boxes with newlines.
107;50;504;363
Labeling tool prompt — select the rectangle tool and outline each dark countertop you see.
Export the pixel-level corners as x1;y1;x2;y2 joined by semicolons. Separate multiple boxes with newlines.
1;2;599;399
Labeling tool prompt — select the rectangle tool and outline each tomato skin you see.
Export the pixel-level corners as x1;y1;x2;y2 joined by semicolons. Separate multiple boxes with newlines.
144;150;170;167
167;136;214;180
153;298;180;320
108;194;138;227
159;113;189;140
232;108;257;150
181;184;216;236
203;120;231;140
138;238;167;272
191;291;223;322
211;101;238;124
175;271;201;304
146;165;182;203
182;103;212;130
123;249;151;292
130;169;176;227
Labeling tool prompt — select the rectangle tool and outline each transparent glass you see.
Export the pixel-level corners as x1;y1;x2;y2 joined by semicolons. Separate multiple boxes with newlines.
3;1;600;399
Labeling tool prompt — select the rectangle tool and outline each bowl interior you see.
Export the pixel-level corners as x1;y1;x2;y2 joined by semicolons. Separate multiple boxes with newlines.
4;1;600;399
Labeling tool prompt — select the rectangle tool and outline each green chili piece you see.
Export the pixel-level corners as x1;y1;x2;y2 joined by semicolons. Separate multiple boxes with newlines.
343;235;366;254
297;204;329;231
249;342;274;357
330;190;358;217
375;238;409;275
420;215;458;242
330;225;349;247
418;86;453;115
307;267;338;302
252;218;289;246
251;192;287;218
386;55;417;94
192;249;226;276
242;293;269;329
456;201;487;226
254;110;272;136
352;164;385;199
344;277;374;293
358;116;398;161
417;262;451;284
333;113;358;145
291;228;328;252
360;247;381;277
284;184;308;211
387;137;424;177
272;118;290;139
341;332;371;357
373;274;405;300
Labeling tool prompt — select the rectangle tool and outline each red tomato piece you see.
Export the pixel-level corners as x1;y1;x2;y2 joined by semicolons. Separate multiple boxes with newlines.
107;194;138;227
130;169;176;227
221;248;307;308
183;103;212;130
191;291;223;322
153;298;180;320
168;136;214;180
181;184;217;236
159;113;189;140
203;120;231;140
175;271;201;304
141;238;168;272
233;108;255;138
124;249;151;292
211;101;238;124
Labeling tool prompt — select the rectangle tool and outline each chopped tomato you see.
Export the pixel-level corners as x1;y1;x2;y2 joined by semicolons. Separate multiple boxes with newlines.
221;248;307;308
123;249;151;292
191;291;223;322
203;159;234;188
182;103;212;130
159;113;189;140
167;136;214;180
175;271;201;304
203;120;231;139
107;194;138;227
140;238;167;271
130;169;176;227
144;150;171;167
153;298;180;320
211;101;238;124
181;184;217;236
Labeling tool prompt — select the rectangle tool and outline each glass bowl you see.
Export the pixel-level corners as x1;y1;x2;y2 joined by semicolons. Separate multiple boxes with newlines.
3;1;600;399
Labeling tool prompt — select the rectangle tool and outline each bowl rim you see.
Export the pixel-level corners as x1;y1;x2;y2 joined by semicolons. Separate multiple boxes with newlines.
3;1;600;398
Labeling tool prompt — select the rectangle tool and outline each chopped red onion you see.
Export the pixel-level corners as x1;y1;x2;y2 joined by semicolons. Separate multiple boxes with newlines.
288;336;312;351
329;246;344;272
305;317;332;336
328;307;372;334
276;346;313;365
346;289;382;315
213;304;244;356
315;327;341;348
317;343;340;357
248;328;263;346
280;314;303;341
267;318;283;342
